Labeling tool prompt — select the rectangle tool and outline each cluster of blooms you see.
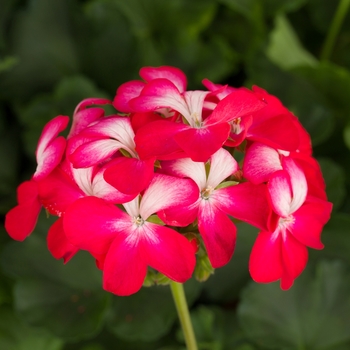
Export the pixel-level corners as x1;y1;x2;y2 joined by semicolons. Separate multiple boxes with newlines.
5;66;332;296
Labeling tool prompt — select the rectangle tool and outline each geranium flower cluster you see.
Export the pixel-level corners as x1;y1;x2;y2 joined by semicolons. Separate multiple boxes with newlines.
5;66;332;296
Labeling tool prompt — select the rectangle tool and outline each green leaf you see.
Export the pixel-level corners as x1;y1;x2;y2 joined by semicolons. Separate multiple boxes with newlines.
318;158;346;211
1;224;110;340
0;0;79;100
0;56;19;73
0;306;64;350
107;279;202;342
266;15;317;70
0;125;20;213
293;62;350;118
311;213;350;265
176;305;250;350
238;260;350;349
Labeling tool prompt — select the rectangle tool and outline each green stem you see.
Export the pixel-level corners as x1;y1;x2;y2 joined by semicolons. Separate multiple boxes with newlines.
170;281;198;350
320;0;350;61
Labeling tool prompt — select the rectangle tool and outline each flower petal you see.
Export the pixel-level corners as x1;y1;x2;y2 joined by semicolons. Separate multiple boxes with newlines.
142;222;196;282
249;230;283;284
206;88;265;124
198;201;236;268
47;218;79;263
173;123;231;162
243;142;282;184
268;170;293;217
103;232;147;296
135;119;187;160
140;66;187;92
215;182;270;231
207;148;238;188
63;196;130;255
291;197;332;249
104;157;155;196
5;181;41;241
113;80;146;113
140;174;198;220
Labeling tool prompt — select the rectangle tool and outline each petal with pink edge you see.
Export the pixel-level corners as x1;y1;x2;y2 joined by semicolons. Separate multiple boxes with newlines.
47;218;79;263
198;201;236;268
140;66;187;93
33;136;66;180
113;80;146;113
268;170;293;217
243;142;282;184
68;107;105;138
173;123;231;162
70;138;124;168
63;196;131;255
140;173;199;220
207;148;238;188
141;222;196;282
282;157;307;213
130;79;189;117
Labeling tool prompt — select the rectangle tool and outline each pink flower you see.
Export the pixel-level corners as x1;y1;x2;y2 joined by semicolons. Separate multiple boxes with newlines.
159;148;271;268
63;174;198;295
249;157;332;289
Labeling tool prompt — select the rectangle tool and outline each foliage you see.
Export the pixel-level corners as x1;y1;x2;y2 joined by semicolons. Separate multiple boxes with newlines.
1;0;350;349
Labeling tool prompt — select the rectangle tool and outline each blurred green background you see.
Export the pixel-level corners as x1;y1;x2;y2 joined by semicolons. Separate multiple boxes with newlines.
1;0;350;349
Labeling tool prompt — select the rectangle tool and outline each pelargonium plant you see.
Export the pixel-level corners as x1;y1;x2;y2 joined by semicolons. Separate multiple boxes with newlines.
5;66;332;350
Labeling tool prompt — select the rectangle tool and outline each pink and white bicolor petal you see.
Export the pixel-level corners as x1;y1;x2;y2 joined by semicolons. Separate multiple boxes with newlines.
130;79;190;117
69;100;109;139
243;142;282;184
113;80;146;113
140;66;187;93
268;170;293;218
207;148;238;188
33;116;69;180
161;158;206;190
282;157;307;213
198;200;237;268
140;173;198;220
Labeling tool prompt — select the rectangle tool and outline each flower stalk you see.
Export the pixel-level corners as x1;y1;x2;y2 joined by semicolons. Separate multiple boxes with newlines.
170;281;198;350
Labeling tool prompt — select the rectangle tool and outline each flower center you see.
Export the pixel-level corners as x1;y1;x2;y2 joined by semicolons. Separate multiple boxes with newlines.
133;216;144;227
230;118;242;134
201;186;214;200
